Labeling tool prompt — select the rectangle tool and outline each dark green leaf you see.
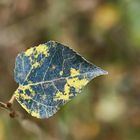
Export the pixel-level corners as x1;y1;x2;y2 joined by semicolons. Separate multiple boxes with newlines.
14;41;107;119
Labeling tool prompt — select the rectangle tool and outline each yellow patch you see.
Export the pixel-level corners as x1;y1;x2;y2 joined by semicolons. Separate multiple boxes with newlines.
70;68;80;77
54;77;89;101
54;83;71;101
25;48;34;56
32;62;40;68
24;44;49;68
25;44;49;57
31;110;40;118
67;77;89;92
54;91;70;101
35;44;49;57
15;85;35;98
17;93;31;100
15;85;40;118
64;83;71;94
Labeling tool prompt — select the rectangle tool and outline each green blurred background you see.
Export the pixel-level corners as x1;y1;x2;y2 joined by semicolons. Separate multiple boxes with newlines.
0;0;140;140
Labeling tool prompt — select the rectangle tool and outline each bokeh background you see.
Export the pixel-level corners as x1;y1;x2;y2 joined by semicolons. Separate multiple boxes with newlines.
0;0;140;140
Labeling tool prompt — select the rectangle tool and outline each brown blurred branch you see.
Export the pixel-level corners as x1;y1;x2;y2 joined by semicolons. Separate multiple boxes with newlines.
0;101;9;110
0;94;18;118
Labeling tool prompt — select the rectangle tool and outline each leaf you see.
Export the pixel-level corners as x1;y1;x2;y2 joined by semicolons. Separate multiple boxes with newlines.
14;41;108;119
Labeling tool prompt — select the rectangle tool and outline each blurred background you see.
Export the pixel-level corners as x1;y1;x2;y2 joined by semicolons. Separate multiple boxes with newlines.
0;0;140;140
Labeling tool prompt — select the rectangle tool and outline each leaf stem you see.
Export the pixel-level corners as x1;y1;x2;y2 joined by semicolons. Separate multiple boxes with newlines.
8;94;16;104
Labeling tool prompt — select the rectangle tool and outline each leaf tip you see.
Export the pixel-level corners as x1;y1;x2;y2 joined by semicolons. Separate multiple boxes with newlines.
102;69;108;75
98;68;108;76
91;66;108;78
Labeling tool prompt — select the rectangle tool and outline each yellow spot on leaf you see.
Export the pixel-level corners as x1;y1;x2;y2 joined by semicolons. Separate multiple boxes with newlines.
54;91;70;101
15;85;35;99
31;110;40;118
25;44;49;57
64;83;71;94
32;62;40;68
24;44;49;69
70;68;80;76
25;48;34;56
35;44;49;57
67;77;89;92
20;94;31;100
15;85;40;118
54;77;88;101
54;83;71;101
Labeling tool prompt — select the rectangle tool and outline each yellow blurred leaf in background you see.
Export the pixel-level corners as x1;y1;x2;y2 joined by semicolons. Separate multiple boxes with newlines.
93;4;120;30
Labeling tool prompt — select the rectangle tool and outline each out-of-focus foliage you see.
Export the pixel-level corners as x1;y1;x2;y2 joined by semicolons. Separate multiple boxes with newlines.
0;0;140;140
120;0;140;47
